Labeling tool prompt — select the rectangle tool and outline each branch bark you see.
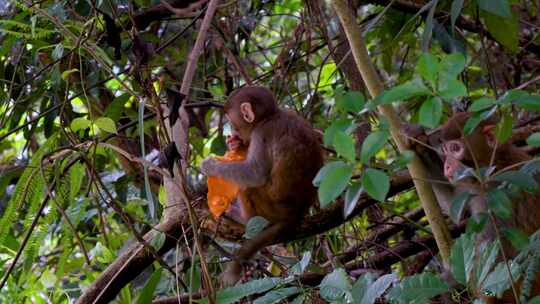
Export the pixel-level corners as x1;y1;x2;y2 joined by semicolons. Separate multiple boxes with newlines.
332;0;453;268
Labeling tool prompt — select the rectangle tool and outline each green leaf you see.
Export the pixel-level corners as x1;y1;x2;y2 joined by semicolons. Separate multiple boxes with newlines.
450;0;464;34
316;161;354;207
137;268;162;304
503;228;529;251
481;260;520;297
515;95;540;111
477;241;500;286
421;1;437;53
290;251;311;275
323;119;355;146
69;162;85;201
352;272;376;304
450;234;475;285
440;52;467;79
344;181;363;219
150;231;166;250
450;191;471;224
319;268;352;302
419;96;443;128
61;68;79;80
438;78;467;100
499;89;527;103
417;53;440;85
52;43;64;60
529;295;540;304
253;287;301;304
94;117;117;133
333;131;356;163
469;97;497;112
476;0;511;18
244;216;270;239
527;133;540;147
336;91;365;113
487;188;512;219
362;169;390;202
360;273;396;304
494;170;538;192
71;117;91;131
378;80;431;104
360;131;389;164
201;278;282;304
470;108;497;135
482;7;519;53
387;273;450;303
495;113;513;143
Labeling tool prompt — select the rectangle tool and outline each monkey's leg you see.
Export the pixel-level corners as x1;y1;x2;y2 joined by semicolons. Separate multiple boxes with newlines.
221;222;286;286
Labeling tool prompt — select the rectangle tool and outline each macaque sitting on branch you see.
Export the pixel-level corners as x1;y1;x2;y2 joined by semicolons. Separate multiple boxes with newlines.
201;86;324;285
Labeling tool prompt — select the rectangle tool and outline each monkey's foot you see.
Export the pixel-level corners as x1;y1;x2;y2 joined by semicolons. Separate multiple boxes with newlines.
221;262;242;287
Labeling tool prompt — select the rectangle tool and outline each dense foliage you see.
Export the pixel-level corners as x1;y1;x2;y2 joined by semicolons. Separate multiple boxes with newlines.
0;0;539;303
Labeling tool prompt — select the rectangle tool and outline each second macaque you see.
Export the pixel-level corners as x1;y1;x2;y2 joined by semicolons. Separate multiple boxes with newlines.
201;86;324;285
406;113;540;303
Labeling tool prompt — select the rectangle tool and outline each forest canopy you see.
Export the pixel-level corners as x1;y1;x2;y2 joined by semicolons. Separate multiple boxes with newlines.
0;0;539;303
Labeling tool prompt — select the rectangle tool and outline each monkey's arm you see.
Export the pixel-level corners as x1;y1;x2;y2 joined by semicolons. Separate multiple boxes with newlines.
201;132;271;188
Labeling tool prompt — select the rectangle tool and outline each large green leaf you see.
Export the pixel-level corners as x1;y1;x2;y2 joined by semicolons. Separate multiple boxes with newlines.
344;181;363;218
323;119;355;146
319;268;352;302
360;131;389;164
336;90;365;113
515;95;540;112
253;287;301;304
316;161;354;207
527;133;540;147
417;53;440;85
387;273;450;303
333;131;356;163
482;7;519;53
450;234;475;285
438;78;467;100
450;191;471;224
487;188;512;219
419;96;443;128
378;80;431;104
94;117;117;134
137;268;162;304
476;0;511;18
362;169;390;202
494;170;538;192
200;278;283;304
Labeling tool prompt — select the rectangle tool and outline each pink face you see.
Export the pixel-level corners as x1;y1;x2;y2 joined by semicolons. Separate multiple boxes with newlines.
225;112;251;143
441;140;466;181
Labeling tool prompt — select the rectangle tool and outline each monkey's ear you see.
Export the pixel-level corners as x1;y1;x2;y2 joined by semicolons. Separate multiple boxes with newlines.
240;102;255;123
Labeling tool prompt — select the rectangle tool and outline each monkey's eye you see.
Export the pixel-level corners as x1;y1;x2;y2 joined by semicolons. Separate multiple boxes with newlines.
446;140;464;158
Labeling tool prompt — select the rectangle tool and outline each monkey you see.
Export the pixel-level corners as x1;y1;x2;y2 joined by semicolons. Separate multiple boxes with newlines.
200;86;324;285
439;112;540;302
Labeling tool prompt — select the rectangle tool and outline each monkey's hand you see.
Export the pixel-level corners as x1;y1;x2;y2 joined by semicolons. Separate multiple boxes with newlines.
201;157;220;176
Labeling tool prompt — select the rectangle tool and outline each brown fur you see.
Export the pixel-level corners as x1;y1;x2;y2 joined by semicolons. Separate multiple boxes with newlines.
201;86;324;285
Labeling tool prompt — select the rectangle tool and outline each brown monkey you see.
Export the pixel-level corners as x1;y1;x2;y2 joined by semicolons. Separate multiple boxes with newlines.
440;112;540;302
201;86;324;285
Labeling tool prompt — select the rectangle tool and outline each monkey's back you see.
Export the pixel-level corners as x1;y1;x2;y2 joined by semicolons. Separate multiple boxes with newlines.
243;110;324;223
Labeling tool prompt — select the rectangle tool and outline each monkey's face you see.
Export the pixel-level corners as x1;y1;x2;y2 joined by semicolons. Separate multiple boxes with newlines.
225;112;251;144
442;139;466;182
